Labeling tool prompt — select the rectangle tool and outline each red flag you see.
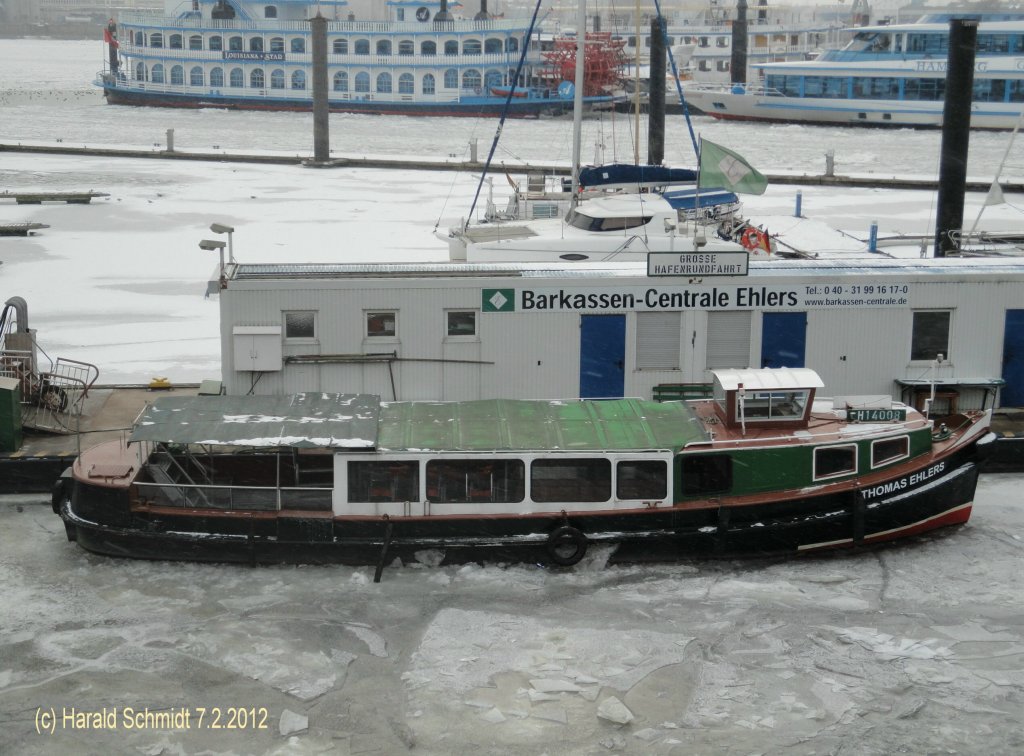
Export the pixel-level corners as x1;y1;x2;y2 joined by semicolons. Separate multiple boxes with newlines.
104;28;119;49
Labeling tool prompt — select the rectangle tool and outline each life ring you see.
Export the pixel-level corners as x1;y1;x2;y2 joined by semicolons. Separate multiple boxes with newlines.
546;525;588;566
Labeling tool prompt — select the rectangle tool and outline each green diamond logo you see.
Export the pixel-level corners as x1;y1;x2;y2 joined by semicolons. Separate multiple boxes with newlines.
483;288;515;312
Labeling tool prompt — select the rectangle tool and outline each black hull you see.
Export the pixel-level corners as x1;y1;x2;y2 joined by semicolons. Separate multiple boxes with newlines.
58;445;986;569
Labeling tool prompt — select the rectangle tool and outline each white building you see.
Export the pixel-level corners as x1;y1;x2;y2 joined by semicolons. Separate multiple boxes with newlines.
216;257;1024;410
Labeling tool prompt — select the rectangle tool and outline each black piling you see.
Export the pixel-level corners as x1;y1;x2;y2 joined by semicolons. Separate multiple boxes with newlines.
648;17;666;166
731;0;749;85
934;18;978;257
310;13;329;164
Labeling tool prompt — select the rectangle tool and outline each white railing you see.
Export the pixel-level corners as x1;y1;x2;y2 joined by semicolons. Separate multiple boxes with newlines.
116;12;535;35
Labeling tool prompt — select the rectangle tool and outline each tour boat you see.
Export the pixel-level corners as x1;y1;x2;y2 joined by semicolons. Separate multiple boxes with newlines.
54;368;994;574
94;1;627;117
680;12;1024;129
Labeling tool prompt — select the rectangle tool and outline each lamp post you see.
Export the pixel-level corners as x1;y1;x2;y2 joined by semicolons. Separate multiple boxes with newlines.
210;222;235;263
199;239;227;289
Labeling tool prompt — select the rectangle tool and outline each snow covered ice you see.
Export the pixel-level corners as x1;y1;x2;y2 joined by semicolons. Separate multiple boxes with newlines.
2;475;1023;754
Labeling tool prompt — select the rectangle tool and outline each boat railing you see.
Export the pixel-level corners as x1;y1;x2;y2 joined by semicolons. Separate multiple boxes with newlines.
116;12;533;35
133;479;333;512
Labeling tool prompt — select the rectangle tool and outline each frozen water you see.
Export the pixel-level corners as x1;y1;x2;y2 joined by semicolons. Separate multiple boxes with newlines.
2;474;1023;754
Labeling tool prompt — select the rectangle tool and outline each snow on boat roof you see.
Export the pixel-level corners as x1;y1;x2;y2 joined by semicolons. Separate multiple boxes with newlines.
129;393;381;449
713;368;825;392
376;398;709;452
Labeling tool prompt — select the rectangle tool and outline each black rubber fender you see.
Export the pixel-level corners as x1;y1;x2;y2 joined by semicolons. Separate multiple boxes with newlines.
546;525;588;566
51;468;73;514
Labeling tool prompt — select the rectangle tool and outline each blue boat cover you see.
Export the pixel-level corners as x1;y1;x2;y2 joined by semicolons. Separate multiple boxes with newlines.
579;164;697;188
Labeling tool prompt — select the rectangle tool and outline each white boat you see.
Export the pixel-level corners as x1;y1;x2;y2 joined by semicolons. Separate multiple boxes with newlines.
680;12;1024;129
94;0;625;117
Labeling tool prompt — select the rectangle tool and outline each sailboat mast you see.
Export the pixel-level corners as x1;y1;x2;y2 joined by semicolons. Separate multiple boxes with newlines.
571;0;586;197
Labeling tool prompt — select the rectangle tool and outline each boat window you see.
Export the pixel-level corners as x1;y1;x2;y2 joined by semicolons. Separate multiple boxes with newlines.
150;33;163;49
269;37;284;53
264;5;277;19
911;310;951;362
444;40;459;56
189;35;203;51
872;436;910;468
376;72;392;93
904;78;945;102
333;71;348;92
347;461;419;503
249;37;263;53
422;73;435;95
531;459;611;503
366;311;397;338
506;37;519;53
740;390;808;421
229;68;243;87
249;68;264;88
135;31;144;46
190;66;204;86
354;72;370;92
209;36;223;52
462;69;482;90
446;310;476;337
135;62;146;81
210;67;224;87
170;65;184;86
169;34;182;49
682;454;732;496
444;68;458;88
421;41;436;56
463;39;482;55
377;40;392;56
399;40;414;56
814;444;858;481
427;459;525;503
399;73;414;94
270;69;285;89
485;38;503;54
292;70;306;90
229;36;243;52
355;39;370;55
616;460;667;500
566;208;651;232
291;38;305;54
334;39;348;55
151;64;165;84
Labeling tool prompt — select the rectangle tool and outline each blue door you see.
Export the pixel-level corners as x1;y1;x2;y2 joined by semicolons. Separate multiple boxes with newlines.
1002;309;1024;406
761;312;807;368
580;315;625;398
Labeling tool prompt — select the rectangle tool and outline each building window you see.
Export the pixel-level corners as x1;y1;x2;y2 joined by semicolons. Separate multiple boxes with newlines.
446;310;477;337
284;311;316;340
871;436;910;468
814;444;858;481
636;312;680;369
911;310;951;361
706;311;751;369
366;311;396;337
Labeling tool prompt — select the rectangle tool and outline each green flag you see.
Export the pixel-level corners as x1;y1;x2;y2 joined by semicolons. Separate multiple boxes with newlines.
698;138;768;195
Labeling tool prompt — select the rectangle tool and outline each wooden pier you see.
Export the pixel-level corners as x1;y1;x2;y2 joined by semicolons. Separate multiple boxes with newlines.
0;191;109;204
0;222;49;236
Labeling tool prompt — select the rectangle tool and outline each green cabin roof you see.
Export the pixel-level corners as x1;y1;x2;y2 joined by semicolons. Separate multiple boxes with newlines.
377;398;708;452
129;394;708;452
